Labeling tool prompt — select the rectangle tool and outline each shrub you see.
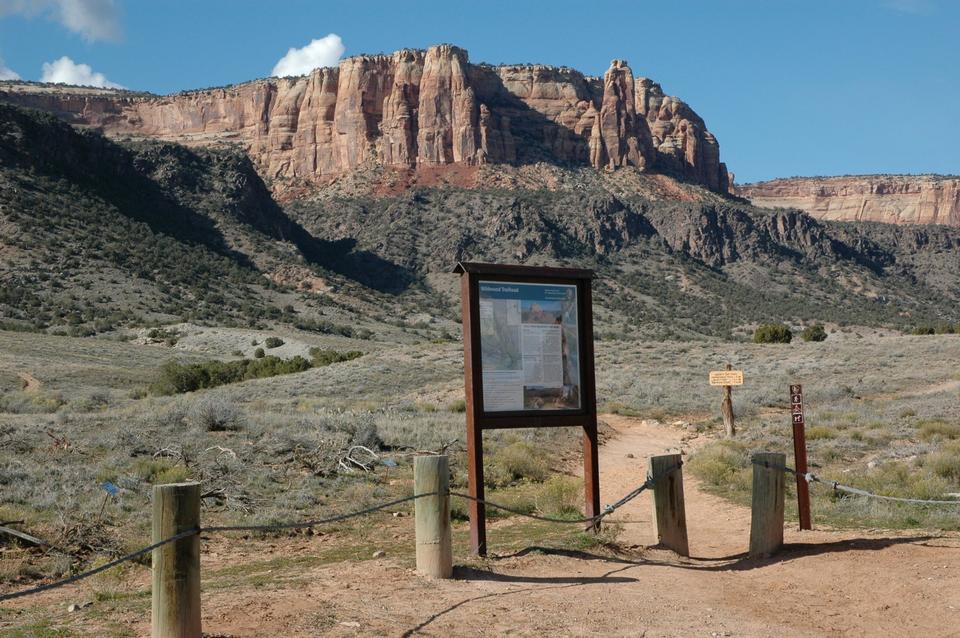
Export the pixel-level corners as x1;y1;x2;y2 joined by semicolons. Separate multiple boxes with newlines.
917;419;960;441
926;443;960;482
150;355;312;394
490;442;550;483
912;325;936;336
801;324;828;342
253;347;265;359
309;348;363;367
806;425;836;440
448;399;467;413
191;397;245;431
536;476;583;517
754;323;792;344
264;337;284;349
687;440;750;487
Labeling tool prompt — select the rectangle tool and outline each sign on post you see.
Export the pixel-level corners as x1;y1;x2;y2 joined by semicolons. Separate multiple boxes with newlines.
709;365;742;437
455;262;599;556
709;370;743;387
790;384;812;530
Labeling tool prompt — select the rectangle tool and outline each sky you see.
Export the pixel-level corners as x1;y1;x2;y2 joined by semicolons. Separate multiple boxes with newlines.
0;0;957;183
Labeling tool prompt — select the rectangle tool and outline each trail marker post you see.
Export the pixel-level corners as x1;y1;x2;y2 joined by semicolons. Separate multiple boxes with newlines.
790;384;812;530
709;364;742;438
455;262;599;556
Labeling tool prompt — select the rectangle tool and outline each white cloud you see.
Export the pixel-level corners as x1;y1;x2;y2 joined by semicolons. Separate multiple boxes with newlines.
0;0;121;41
0;58;19;80
40;55;123;88
272;33;344;77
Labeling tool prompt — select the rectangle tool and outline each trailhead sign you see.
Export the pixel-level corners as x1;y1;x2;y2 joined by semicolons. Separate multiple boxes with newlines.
478;281;581;412
455;262;599;556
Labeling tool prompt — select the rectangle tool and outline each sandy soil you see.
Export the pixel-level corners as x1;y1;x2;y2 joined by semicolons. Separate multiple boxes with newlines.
5;416;960;637
16;372;41;393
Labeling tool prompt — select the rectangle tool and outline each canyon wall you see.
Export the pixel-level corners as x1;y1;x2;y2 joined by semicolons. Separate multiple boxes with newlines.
0;44;729;193
737;176;960;228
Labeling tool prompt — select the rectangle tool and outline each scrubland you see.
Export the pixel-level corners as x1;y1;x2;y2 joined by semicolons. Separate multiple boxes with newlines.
1;324;959;602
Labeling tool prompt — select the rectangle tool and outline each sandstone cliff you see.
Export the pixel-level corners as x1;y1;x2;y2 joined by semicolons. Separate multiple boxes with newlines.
0;44;729;194
737;176;960;228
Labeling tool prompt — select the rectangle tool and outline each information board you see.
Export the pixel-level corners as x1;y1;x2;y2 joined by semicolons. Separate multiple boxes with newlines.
478;281;581;412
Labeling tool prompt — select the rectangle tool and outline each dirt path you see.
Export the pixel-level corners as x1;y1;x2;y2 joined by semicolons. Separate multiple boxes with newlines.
6;416;960;636
16;371;41;392
195;416;960;637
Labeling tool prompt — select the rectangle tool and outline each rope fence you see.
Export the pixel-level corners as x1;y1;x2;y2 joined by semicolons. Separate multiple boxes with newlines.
0;463;683;605
751;459;960;506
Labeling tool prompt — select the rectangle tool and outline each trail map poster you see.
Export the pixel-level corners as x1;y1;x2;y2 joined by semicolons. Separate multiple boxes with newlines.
478;281;581;412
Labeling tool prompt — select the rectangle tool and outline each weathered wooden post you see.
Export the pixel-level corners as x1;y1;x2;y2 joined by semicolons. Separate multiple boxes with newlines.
749;452;785;558
648;454;689;556
414;455;453;578
152;482;201;638
721;364;735;437
709;364;742;439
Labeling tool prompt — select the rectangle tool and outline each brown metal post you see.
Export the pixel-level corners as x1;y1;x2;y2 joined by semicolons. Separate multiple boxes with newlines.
790;384;812;530
461;272;486;555
581;279;601;524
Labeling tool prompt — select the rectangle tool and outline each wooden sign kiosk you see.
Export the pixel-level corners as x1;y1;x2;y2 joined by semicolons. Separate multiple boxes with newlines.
455;262;599;556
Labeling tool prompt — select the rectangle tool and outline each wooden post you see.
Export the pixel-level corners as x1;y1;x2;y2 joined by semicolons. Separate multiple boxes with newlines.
414;455;453;578
721;363;735;438
648;454;689;556
152;482;201;638
749;453;785;558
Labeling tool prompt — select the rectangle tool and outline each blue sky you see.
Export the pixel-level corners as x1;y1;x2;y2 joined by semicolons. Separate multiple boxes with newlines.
0;0;957;182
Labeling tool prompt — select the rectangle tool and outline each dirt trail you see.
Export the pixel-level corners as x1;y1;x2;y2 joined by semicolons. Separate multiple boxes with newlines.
6;416;960;637
197;416;960;637
16;371;41;392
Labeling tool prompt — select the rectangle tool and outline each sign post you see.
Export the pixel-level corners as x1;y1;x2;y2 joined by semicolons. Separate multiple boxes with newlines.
709;364;742;438
455;262;599;556
790;384;812;531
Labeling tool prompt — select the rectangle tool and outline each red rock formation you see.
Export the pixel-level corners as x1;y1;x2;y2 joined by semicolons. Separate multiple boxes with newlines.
0;45;730;193
737;176;960;227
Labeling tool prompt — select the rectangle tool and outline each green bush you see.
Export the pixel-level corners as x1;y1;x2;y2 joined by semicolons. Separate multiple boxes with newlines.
754;323;793;344
912;325;936;336
309;348;363;367
253;347;265;359
150;355;312;395
489;442;550;484
264;336;284;348
801;324;828;342
535;476;583;518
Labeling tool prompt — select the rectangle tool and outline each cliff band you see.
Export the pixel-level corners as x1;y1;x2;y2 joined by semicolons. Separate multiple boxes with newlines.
0;44;730;194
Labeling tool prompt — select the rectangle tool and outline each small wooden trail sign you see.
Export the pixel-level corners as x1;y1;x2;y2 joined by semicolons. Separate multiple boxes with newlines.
710;364;742;437
790;384;812;530
709;370;743;386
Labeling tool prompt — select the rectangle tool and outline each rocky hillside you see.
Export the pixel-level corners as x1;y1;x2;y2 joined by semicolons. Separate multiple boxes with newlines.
737;175;960;228
2;102;958;339
0;44;729;195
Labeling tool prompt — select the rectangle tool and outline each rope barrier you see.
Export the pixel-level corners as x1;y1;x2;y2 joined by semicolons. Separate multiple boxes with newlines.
752;459;960;506
1;468;680;604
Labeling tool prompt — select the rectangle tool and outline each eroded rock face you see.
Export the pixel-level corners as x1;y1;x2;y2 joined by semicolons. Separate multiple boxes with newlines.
737;176;960;228
0;46;730;193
